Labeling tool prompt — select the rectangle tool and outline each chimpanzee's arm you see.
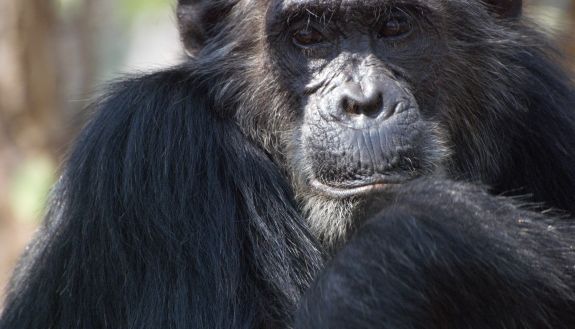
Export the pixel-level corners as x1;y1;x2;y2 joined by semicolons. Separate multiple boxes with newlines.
296;179;575;329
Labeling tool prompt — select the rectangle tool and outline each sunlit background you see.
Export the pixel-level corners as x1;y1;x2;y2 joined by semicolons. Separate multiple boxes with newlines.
0;0;574;305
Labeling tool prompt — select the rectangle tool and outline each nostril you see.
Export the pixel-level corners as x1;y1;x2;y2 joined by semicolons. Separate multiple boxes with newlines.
342;94;384;118
342;98;360;115
362;95;384;118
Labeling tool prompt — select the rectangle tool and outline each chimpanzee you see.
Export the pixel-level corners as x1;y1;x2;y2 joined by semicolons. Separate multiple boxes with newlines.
1;0;575;328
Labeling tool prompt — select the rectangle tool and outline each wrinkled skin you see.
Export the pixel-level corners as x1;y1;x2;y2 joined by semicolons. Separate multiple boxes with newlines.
268;0;445;191
263;0;452;242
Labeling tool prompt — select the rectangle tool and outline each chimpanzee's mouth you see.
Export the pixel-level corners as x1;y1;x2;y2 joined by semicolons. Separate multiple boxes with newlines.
310;175;411;198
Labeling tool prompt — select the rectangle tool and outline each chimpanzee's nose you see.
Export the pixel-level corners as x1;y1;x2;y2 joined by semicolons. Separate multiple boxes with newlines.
331;80;403;125
340;82;383;118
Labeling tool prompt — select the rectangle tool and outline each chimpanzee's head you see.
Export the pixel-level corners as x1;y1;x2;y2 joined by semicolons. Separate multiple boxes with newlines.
178;0;523;245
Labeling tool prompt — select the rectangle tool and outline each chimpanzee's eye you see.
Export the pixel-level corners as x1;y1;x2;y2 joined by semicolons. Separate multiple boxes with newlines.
292;28;326;47
378;17;412;39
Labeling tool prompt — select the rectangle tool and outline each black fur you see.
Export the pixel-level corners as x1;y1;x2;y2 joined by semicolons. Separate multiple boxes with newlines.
295;180;575;329
2;0;575;328
0;70;322;328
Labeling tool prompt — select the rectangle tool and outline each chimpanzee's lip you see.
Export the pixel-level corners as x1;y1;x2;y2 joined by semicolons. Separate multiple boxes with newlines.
310;176;408;198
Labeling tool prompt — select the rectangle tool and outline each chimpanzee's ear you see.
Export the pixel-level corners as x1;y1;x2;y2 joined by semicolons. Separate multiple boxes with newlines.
177;0;235;57
482;0;522;18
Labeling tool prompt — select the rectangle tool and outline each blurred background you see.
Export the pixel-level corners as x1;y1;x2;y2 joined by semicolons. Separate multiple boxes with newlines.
0;0;574;305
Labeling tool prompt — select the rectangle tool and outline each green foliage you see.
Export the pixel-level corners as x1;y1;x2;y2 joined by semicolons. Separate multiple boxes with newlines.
120;0;172;20
9;156;56;224
56;0;172;21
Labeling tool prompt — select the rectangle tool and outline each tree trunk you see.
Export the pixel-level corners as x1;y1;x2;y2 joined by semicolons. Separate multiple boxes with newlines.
0;0;62;153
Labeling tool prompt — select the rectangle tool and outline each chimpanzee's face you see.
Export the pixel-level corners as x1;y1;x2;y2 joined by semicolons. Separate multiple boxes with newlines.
262;0;451;242
266;0;447;196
